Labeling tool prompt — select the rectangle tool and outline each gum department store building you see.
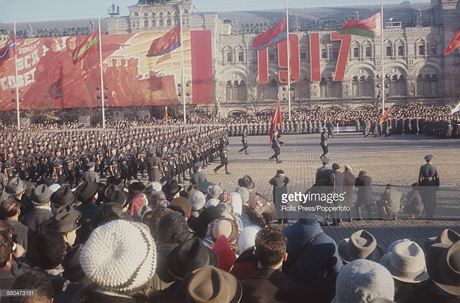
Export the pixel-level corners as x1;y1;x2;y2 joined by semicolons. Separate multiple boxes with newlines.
4;0;460;116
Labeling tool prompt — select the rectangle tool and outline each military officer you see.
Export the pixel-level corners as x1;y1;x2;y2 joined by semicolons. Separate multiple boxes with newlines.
418;155;439;218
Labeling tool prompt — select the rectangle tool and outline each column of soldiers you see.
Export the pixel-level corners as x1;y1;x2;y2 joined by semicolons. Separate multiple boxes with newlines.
227;120;327;137
0;125;228;188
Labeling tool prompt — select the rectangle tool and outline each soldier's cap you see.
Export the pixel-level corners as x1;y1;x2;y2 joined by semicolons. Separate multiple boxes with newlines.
276;169;284;175
321;157;330;164
194;161;203;168
424;155;433;161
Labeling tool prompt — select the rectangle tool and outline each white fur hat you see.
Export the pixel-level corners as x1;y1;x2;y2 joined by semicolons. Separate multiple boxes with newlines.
190;191;206;211
333;259;394;303
80;220;157;293
237;225;261;254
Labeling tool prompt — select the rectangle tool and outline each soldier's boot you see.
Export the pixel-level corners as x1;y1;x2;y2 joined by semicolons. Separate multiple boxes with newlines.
225;165;231;175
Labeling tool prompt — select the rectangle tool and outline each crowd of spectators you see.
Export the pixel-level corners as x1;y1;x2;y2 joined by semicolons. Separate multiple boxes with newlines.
0;165;458;303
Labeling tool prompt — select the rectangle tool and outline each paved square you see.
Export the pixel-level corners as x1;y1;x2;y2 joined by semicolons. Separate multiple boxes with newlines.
203;133;460;218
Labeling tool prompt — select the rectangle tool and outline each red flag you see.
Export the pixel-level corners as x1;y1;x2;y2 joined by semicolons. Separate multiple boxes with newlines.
445;29;460;56
72;30;99;64
147;25;181;57
252;18;287;51
340;13;382;38
379;111;390;124
269;99;283;143
0;36;16;67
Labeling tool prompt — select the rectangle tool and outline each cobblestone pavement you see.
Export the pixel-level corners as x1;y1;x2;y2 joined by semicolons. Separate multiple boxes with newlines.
202;133;460;218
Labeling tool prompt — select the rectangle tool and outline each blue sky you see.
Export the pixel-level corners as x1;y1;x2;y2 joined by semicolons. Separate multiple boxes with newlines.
0;0;426;23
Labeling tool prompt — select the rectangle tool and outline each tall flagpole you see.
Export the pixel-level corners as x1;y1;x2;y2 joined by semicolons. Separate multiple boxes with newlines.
98;17;106;129
380;2;385;115
179;3;187;124
286;1;292;121
13;23;20;129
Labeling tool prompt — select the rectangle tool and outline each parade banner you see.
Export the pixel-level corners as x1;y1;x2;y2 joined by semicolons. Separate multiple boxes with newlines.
0;30;213;111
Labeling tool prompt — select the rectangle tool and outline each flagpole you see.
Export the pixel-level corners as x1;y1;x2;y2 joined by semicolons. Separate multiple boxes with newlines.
179;3;187;125
13;22;20;130
286;1;292;121
380;2;385;116
98;17;106;129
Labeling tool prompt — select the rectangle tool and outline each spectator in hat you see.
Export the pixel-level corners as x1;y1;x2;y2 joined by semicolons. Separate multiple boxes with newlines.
145;181;163;205
269;169;289;224
21;184;52;234
164;179;182;202
338;230;383;264
80;220;157;303
190;162;207;187
50;185;77;215
100;186;129;224
283;215;343;302
355;170;374;219
81;162;99;183
380;239;429;303
10;269;54;303
377;184;403;220
0;197;29;251
241;227;318;303
189;191;205;218
343;164;355;221
238;175;255;190
3;177;28;203
231;225;261;280
315;157;334;186
47;209;81;247
152;237;217;302
75;182;101;244
0;231;15;289
127;181;148;217
169;197;192;219
402;183;424;219
174;265;242;303
413;231;460;302
332;259;395;303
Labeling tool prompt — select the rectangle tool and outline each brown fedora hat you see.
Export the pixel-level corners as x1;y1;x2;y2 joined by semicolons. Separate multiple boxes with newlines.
338;230;383;263
427;239;460;296
175;265;242;303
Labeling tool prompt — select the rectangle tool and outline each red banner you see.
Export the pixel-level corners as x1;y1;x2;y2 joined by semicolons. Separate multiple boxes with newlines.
330;32;351;81
0;30;213;111
257;48;269;84
278;33;300;83
309;32;321;82
191;30;213;104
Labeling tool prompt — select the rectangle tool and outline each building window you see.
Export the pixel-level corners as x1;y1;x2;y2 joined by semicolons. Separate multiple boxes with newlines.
398;45;404;56
144;20;149;28
418;45;425;56
386;46;392;57
238;51;244;62
167;18;171;26
321;48;327;59
226;51;233;63
269;52;275;62
332;48;338;59
300;52;306;59
159;19;164;26
226;81;232;101
365;46;372;58
353;47;359;58
430;45;436;56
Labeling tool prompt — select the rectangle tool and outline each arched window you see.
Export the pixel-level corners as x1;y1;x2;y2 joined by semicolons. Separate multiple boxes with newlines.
398;45;404;57
232;80;239;100
398;75;406;96
417;75;424;96
359;76;366;97
238;81;247;101
418;45;425;56
144;20;149;28
431;74;439;96
353;47;359;58
226;50;233;63
134;12;139;17
159;19;164;26
385;41;393;57
167;18;171;26
226;81;233;101
352;76;359;97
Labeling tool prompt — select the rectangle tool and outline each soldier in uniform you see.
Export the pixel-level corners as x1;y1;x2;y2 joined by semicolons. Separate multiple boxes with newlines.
320;128;329;159
238;127;249;155
418;155;439;218
146;150;163;182
269;130;283;164
214;138;230;174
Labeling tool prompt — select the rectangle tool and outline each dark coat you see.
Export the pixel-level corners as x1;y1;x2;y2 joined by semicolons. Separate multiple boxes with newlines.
283;217;342;303
81;171;100;183
190;172;207;186
242;268;321;303
7;220;29;251
0;268;15;290
269;174;289;205
21;207;52;233
76;202;102;244
355;174;373;207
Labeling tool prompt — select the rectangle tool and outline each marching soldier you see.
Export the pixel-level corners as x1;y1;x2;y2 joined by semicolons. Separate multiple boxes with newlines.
269;130;283;164
238;127;249;155
418;155;440;218
214;137;230;174
320;128;329;159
